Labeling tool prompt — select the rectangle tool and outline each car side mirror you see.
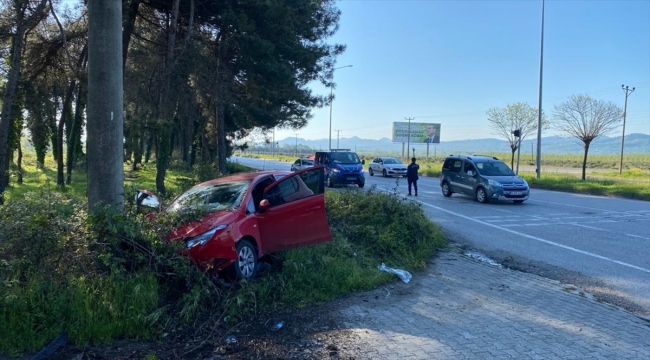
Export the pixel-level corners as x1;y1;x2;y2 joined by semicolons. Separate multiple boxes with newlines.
258;199;270;212
135;190;162;213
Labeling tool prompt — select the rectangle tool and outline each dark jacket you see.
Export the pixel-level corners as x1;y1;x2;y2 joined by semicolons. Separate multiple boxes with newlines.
407;163;419;181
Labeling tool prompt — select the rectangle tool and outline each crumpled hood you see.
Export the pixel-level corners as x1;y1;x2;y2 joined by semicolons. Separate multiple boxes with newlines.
167;210;236;241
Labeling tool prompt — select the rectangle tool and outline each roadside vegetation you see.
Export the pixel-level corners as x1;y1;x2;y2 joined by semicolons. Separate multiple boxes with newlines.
0;151;445;357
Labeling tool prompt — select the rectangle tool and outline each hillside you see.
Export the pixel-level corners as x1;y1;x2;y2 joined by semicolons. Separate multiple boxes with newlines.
273;133;650;155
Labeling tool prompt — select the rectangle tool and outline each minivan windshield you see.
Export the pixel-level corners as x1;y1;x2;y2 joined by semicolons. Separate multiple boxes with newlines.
331;152;361;164
476;161;515;176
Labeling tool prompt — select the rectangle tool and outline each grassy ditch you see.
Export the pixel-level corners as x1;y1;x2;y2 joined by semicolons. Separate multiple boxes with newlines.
0;162;445;357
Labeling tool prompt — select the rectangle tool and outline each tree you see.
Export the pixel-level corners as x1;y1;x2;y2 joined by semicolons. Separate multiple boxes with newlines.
552;94;622;180
86;0;124;212
0;0;49;204
486;102;546;169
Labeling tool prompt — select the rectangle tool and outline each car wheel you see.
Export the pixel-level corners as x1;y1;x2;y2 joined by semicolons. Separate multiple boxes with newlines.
441;181;452;197
233;239;257;280
369;168;374;176
382;169;387;177
475;187;489;203
328;175;334;188
358;182;364;188
513;200;525;204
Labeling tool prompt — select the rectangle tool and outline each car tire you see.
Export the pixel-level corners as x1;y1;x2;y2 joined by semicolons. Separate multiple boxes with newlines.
382;169;387;177
476;187;489;203
441;181;453;197
369;168;374;176
328;176;334;188
233;239;257;280
358;182;364;188
513;200;525;204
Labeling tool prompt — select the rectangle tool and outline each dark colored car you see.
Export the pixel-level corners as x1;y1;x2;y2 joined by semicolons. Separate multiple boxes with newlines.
313;149;365;188
135;166;332;280
439;155;529;204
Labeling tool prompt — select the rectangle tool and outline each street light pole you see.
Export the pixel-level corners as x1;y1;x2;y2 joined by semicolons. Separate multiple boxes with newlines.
619;84;635;174
329;65;353;151
535;0;545;180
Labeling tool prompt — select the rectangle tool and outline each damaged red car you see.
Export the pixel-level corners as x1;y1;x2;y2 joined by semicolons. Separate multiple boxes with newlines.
135;166;332;280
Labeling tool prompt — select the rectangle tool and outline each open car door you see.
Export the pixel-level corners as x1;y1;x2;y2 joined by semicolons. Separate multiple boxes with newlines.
255;166;332;254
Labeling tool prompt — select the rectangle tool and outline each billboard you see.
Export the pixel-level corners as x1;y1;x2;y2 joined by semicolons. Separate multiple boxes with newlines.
392;122;441;144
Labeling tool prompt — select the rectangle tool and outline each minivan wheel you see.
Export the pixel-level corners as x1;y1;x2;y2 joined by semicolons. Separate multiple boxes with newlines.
358;182;365;188
233;240;257;280
476;187;489;203
441;181;452;197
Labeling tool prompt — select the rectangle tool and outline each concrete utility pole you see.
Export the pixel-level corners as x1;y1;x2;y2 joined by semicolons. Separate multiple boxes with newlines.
295;132;299;157
335;129;342;149
329;65;353;150
619;84;635;175
405;117;415;159
535;0;545;180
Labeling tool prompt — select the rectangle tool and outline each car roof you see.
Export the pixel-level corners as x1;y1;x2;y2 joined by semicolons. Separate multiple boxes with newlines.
195;170;289;187
447;154;501;162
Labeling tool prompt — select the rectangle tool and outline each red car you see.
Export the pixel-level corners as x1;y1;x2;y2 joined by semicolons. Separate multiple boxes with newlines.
135;166;332;280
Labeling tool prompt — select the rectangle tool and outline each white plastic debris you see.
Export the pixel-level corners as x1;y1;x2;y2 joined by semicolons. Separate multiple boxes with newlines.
378;263;412;283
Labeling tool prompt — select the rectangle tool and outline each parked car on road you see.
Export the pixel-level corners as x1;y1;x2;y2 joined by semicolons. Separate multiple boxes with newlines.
368;157;407;177
290;157;314;171
314;149;365;188
135;166;332;280
439;155;529;204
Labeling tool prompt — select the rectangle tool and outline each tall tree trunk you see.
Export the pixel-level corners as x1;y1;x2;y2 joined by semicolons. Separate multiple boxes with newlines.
0;0;49;204
87;0;124;212
122;0;141;71
16;141;23;184
581;141;591;181
216;102;227;175
155;0;181;195
57;80;76;186
67;75;87;185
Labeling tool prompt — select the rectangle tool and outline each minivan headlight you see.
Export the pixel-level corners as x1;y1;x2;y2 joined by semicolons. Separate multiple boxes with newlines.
488;179;502;187
522;179;529;187
186;224;228;248
331;168;340;173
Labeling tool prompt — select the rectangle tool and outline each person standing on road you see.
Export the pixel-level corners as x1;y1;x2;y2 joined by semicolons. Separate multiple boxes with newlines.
407;157;419;196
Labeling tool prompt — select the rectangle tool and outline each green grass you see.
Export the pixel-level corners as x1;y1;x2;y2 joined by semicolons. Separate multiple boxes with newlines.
1;150;446;356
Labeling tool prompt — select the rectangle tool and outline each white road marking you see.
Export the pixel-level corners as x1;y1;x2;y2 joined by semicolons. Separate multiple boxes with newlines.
408;195;650;274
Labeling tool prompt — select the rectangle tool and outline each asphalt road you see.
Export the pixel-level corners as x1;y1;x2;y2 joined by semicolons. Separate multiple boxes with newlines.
231;156;650;315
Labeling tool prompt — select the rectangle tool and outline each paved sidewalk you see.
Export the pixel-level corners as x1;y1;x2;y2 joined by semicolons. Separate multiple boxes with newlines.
326;246;650;359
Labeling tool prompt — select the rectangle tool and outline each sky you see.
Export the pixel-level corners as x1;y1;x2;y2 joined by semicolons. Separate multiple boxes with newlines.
271;0;650;143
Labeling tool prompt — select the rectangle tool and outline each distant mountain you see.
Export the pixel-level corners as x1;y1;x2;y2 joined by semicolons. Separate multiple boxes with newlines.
271;133;650;155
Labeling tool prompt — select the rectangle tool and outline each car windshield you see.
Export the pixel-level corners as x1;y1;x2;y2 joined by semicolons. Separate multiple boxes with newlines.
331;152;361;164
167;180;251;214
477;161;515;176
383;158;401;165
303;159;314;165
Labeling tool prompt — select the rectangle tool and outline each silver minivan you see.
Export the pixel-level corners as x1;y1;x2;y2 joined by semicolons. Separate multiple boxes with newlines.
440;155;529;204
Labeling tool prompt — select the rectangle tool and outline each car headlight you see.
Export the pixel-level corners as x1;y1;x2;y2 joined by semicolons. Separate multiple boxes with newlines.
331;168;340;174
186;224;227;248
488;179;502;187
522;179;529;187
